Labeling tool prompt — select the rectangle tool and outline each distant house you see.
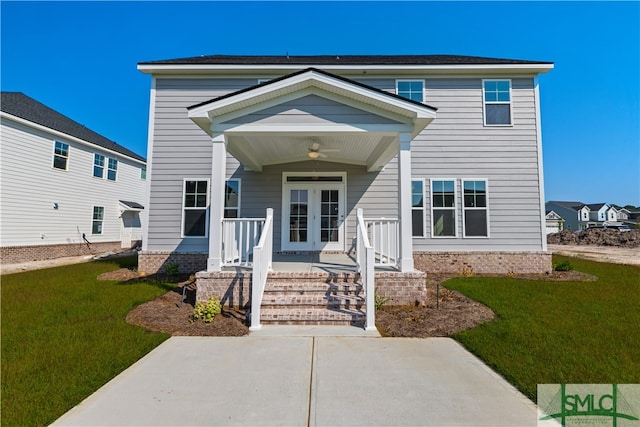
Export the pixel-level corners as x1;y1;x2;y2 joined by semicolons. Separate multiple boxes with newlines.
0;92;147;264
545;201;591;231
545;210;563;234
586;203;618;224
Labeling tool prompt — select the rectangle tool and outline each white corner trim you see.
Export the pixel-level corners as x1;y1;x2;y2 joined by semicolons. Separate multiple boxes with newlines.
534;77;548;252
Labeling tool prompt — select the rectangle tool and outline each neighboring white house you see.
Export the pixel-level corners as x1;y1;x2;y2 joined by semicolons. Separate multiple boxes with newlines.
545;210;563;234
1;92;147;264
137;54;554;278
586;203;619;224
546;201;628;231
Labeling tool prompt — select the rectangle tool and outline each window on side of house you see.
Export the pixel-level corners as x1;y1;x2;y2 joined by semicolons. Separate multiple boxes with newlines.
463;180;489;237
483;79;512;125
92;206;104;234
93;154;105;178
107;158;118;181
411;179;425;237
141;167;147;180
396;80;424;102
431;179;457;237
183;180;209;237
224;179;240;218
53;141;69;170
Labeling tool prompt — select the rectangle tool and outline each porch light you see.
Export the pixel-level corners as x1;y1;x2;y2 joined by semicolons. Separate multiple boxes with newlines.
307;151;320;159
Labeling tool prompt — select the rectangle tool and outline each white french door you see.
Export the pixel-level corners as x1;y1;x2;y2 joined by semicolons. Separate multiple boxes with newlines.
281;175;345;251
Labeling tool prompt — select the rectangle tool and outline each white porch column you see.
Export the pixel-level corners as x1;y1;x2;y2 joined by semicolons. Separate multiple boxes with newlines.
207;132;226;272
397;132;414;272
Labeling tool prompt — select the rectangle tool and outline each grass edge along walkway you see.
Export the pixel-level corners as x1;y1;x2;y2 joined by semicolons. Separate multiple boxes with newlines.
445;255;640;402
1;256;172;426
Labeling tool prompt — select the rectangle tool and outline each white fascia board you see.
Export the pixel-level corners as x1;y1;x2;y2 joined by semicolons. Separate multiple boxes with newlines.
139;63;554;76
215;123;413;134
0;112;146;165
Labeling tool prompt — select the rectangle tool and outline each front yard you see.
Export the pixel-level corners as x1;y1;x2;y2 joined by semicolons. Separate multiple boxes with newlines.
1;254;638;424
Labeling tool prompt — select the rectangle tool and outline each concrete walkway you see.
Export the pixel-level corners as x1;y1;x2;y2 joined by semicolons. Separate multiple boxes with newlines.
53;336;538;426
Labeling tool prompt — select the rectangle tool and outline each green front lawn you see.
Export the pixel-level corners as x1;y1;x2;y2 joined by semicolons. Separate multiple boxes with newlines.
1;256;171;426
445;255;640;401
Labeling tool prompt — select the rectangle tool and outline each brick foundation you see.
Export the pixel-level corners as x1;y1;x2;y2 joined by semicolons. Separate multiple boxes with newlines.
138;251;208;274
413;251;552;275
1;241;139;264
195;270;427;308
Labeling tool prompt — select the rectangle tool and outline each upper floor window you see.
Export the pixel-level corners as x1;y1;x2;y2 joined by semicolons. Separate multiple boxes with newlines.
431;179;457;237
93;154;105;178
411;179;425;237
462;180;489;237
107;158;118;181
396;80;424;102
183;179;209;237
141;167;147;180
53;141;69;170
483;80;512;125
224;179;240;218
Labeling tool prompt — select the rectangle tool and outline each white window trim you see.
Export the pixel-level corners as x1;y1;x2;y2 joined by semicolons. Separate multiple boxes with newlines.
411;178;426;238
430;178;458;238
181;178;210;238
224;178;241;218
482;79;513;127
462;179;490;238
52;140;69;171
107;158;118;182
92;206;104;235
93;153;105;179
396;79;425;103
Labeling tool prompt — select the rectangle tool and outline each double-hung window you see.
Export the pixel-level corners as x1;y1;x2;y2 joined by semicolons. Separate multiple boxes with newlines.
107;158;118;181
141;167;147;180
396;80;424;102
53;141;69;170
93;154;105;178
483;80;512;125
463;180;489;237
224;179;240;218
183;180;209;237
431;180;457;237
92;206;104;234
411;179;425;237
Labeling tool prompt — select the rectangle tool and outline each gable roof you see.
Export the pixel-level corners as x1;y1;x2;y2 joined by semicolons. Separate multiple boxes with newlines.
586;203;609;211
188;67;437;112
140;54;552;66
1;92;145;163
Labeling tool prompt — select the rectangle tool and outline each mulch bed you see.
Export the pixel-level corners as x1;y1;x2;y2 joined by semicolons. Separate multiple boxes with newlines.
99;268;594;338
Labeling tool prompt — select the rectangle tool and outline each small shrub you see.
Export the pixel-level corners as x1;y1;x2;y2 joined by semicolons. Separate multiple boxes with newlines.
374;293;390;310
192;297;222;323
460;266;475;277
164;262;180;275
554;260;574;271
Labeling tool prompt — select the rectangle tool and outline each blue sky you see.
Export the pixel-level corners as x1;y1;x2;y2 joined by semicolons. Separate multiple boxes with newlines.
2;1;639;206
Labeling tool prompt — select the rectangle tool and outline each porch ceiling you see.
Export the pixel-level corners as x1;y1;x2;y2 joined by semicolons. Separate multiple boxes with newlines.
188;68;437;172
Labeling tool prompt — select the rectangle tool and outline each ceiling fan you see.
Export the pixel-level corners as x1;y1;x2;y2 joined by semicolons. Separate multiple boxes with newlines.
307;142;340;159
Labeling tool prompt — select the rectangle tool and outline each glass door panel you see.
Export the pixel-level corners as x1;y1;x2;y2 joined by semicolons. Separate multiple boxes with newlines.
320;189;339;242
289;189;308;243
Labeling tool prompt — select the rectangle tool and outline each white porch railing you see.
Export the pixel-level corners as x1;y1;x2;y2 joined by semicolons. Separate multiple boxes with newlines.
364;217;399;268
221;217;264;266
249;208;273;331
356;209;376;331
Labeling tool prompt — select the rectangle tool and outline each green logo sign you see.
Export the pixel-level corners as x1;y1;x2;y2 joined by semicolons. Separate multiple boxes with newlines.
538;384;639;426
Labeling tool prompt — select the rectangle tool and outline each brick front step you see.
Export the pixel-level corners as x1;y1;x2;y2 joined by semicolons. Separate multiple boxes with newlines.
264;282;363;295
260;307;366;326
261;294;365;309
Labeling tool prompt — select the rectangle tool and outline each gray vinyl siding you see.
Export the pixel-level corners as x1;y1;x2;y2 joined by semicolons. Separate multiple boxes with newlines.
225;95;401;126
0;117;146;247
146;75;544;253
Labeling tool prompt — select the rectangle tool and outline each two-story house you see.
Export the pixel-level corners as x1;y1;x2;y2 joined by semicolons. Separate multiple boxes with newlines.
137;55;554;328
0;92;147;264
545;201;592;231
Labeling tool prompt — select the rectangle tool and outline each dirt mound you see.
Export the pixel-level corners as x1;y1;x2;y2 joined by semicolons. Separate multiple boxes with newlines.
548;229;640;248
